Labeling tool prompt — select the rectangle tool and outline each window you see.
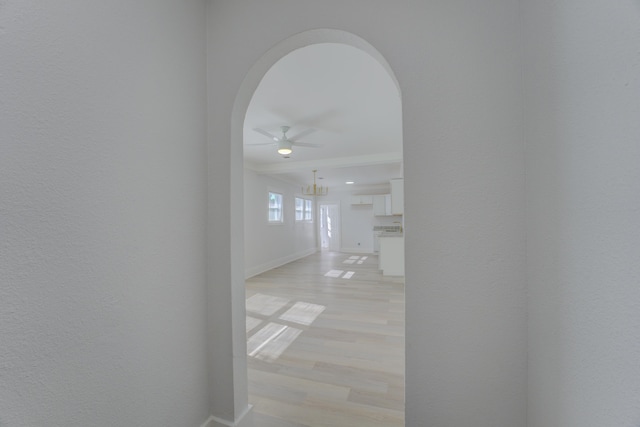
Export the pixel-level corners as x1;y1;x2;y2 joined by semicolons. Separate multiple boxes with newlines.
295;197;313;222
295;197;305;221
268;192;283;223
304;199;313;221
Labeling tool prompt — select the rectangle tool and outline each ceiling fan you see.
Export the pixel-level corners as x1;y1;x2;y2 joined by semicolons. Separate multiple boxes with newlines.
248;126;321;157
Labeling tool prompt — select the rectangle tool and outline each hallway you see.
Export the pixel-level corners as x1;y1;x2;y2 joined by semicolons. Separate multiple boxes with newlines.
245;252;405;426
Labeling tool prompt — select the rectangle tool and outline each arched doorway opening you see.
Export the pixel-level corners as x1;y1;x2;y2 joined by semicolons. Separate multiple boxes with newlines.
231;29;404;426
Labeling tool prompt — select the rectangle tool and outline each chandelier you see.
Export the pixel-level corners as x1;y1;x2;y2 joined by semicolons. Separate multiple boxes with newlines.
301;170;328;196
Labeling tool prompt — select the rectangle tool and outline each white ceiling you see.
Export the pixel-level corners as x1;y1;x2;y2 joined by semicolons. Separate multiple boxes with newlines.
243;43;403;191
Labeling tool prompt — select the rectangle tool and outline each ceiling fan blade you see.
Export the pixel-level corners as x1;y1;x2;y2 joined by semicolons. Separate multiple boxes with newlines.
288;128;316;142
293;142;322;148
246;142;275;146
253;127;280;141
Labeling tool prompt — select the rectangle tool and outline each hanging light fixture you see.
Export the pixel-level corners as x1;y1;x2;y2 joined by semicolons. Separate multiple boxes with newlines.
302;169;328;196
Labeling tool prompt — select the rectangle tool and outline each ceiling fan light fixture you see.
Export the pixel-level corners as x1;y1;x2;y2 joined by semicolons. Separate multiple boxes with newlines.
277;139;293;155
250;125;320;157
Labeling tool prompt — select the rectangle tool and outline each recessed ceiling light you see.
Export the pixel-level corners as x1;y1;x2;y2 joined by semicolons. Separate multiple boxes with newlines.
345;181;355;185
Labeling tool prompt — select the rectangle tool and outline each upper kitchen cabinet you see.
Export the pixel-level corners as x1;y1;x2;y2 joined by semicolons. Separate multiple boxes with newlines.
373;194;392;216
351;195;373;205
390;178;404;215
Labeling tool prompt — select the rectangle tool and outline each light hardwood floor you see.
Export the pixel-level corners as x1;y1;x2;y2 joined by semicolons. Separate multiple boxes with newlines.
245;251;405;427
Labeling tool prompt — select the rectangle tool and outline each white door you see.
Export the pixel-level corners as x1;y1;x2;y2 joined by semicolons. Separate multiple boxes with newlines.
319;202;341;252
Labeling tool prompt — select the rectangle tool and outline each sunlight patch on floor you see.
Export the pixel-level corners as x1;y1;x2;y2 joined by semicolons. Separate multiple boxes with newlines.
246;293;290;316
247;322;303;362
324;269;344;278
279;302;326;326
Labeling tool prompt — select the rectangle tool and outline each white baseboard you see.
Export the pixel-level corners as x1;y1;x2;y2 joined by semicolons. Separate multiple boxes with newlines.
201;405;253;427
245;248;316;279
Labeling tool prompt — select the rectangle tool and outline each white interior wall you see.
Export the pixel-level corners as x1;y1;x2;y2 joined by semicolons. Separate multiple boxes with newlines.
0;1;209;426
523;2;640;426
209;1;527;426
342;203;378;253
330;189;401;253
244;169;316;278
401;2;527;424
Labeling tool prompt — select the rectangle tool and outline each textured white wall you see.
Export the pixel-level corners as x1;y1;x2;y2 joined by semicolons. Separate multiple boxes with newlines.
0;1;209;426
244;169;316;277
401;2;527;425
523;1;640;426
208;1;527;426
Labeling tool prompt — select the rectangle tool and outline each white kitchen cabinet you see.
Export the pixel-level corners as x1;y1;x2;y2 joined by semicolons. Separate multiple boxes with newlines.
373;194;392;216
351;195;373;205
390;178;404;215
379;235;404;276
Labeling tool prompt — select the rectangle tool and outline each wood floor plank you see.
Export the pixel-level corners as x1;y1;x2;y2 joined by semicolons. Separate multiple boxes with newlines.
246;251;405;427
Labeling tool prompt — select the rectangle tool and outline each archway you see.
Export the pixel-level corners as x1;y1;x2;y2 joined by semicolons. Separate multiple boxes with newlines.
230;29;403;426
